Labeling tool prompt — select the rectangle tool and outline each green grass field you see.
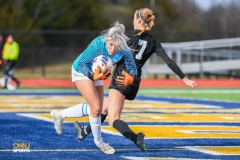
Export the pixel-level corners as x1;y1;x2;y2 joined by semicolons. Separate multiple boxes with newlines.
137;88;240;102
15;88;240;102
11;87;240;102
106;87;240;102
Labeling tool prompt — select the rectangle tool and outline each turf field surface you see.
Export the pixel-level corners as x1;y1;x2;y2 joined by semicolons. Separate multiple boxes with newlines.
0;90;240;159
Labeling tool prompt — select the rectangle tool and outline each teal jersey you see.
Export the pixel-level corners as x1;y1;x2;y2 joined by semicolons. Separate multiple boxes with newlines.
72;36;137;76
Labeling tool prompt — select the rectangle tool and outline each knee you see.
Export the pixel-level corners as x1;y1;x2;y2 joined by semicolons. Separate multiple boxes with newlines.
89;103;102;117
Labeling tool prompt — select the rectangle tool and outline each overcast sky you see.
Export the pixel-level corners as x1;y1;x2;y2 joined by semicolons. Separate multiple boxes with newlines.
194;0;231;10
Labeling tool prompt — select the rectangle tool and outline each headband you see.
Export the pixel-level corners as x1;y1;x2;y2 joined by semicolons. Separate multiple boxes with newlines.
138;8;148;27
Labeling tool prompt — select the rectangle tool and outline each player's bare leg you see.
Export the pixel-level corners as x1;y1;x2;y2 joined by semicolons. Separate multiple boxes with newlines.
107;89;147;152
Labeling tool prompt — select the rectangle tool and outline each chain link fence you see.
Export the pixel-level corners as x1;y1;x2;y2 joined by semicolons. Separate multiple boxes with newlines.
0;30;239;79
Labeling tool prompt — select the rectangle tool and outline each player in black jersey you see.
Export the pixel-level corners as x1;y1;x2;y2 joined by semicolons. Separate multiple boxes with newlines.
74;8;197;152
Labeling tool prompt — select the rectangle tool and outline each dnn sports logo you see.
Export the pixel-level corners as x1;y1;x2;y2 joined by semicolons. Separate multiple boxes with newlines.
13;142;31;152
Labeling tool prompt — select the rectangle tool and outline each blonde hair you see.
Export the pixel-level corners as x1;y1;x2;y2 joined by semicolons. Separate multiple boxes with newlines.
101;21;132;51
136;8;155;35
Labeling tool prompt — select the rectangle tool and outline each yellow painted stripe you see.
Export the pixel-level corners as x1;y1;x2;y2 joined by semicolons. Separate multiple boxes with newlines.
120;113;240;122
36;114;89;122
124;103;205;109
0;104;11;106
16;113;240;123
102;126;240;138
201;146;240;155
123;109;240;113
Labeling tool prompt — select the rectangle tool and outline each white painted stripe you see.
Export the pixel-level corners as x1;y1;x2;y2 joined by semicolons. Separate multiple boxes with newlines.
182;146;240;155
184;103;223;109
0;148;172;152
121;156;148;160
182;146;221;155
178;130;240;134
101;129;122;136
17;113;53;123
17;113;88;123
136;100;171;104
221;116;240;120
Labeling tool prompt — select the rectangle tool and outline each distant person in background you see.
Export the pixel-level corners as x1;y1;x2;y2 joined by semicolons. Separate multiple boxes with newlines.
0;34;3;54
0;35;20;90
0;34;3;77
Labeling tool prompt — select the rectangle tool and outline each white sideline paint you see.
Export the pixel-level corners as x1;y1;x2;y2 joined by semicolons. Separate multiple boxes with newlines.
17;113;53;123
121;157;148;160
184;103;222;109
183;146;221;155
182;146;240;156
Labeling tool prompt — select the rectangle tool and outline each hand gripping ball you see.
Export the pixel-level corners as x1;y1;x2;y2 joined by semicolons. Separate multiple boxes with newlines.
92;55;114;74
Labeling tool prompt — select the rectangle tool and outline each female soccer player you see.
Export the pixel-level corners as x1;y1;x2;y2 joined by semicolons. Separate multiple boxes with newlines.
50;21;137;154
74;8;197;152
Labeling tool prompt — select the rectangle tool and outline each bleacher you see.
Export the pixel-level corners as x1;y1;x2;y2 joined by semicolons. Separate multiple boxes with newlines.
142;37;240;79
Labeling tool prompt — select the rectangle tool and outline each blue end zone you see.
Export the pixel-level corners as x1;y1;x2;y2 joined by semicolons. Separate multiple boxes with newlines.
0;90;240;159
1;113;240;159
136;95;240;109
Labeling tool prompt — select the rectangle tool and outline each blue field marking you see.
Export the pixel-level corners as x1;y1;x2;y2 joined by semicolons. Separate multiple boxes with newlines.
135;95;240;108
1;113;240;159
1;90;240;159
117;122;240;126
1;90;239;107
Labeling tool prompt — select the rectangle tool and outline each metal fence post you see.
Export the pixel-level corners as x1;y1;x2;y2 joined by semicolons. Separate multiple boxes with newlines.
41;47;46;78
200;44;204;79
176;49;182;79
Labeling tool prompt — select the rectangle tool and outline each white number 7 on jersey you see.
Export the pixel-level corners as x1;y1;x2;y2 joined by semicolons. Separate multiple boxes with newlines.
135;39;147;60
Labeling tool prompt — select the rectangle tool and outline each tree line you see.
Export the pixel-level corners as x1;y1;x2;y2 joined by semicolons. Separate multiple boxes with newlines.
0;0;240;42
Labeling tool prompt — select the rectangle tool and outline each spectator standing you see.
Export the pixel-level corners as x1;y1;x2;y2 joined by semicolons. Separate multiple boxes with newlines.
0;35;20;90
0;34;3;77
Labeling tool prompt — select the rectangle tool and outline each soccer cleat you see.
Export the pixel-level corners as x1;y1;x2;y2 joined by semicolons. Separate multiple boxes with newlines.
95;140;115;154
135;132;147;152
0;78;5;87
50;110;64;135
74;121;87;141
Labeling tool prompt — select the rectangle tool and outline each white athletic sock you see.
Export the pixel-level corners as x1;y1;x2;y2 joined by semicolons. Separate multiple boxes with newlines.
89;115;102;144
60;103;90;119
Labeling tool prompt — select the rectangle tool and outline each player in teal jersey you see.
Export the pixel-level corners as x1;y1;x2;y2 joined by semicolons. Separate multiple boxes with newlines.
50;21;137;154
72;32;137;77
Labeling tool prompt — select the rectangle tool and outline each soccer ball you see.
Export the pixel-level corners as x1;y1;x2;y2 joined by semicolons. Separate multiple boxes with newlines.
92;55;114;74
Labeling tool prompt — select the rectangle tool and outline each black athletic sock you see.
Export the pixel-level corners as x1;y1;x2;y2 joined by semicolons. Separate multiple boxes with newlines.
85;113;107;134
113;119;137;143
